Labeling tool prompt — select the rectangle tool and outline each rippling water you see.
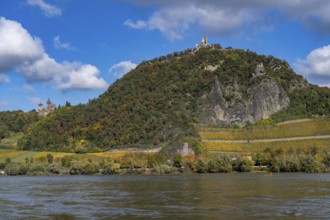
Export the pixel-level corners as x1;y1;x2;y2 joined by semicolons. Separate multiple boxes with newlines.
0;173;329;219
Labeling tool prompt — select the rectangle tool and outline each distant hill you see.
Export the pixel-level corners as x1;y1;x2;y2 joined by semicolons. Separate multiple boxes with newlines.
18;45;330;152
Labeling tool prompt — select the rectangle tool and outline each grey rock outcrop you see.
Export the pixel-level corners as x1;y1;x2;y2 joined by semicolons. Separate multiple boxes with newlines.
177;143;195;157
200;77;289;126
253;63;265;77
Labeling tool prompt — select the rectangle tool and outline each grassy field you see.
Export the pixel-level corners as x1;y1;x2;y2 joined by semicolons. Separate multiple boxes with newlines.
200;118;330;140
200;118;330;154
203;138;330;153
0;150;157;163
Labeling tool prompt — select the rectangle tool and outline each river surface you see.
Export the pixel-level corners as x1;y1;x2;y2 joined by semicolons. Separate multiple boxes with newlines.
0;173;329;219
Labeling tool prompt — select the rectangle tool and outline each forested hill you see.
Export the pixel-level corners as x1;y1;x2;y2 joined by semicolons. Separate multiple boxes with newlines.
18;45;330;152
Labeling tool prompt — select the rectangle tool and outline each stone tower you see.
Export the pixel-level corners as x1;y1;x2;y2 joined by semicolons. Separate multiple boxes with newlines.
201;36;208;46
38;103;43;112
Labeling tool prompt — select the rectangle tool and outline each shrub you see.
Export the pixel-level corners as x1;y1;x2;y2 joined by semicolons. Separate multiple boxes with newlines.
61;155;78;167
235;157;255;172
5;163;29;175
46;154;54;164
81;163;100;175
47;164;63;174
253;152;270;166
208;155;232;173
27;164;46;175
322;151;330;167
153;163;172;174
281;155;301;172
300;155;321;173
173;153;183;168
195;159;208;173
69;161;84;175
102;162;121;174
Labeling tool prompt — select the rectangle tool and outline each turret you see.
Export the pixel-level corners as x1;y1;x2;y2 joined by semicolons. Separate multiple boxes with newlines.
38;103;43;111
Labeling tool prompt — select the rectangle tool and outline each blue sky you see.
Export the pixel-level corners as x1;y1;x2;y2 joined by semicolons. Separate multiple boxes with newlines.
1;0;330;111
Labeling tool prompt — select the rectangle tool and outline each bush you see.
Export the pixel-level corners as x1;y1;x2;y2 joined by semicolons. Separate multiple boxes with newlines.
208;155;232;173
46;154;54;164
153;163;172;174
322;151;330;167
81;163;100;175
69;162;100;175
47;164;63;174
173;153;183;168
253;152;270;166
235;157;255;172
69;161;84;175
300;155;321;173
27;164;46;175
102;162;121;174
5;163;29;175
195;159;208;173
280;155;301;172
61;155;78;167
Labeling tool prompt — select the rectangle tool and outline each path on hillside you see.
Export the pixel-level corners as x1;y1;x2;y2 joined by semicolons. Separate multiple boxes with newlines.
12;152;39;162
202;135;330;143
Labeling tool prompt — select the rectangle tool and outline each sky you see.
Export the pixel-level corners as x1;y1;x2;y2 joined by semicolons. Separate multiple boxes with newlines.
1;0;330;112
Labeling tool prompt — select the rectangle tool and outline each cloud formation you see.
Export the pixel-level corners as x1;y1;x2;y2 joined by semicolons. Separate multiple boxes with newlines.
0;74;10;83
27;0;62;17
0;17;108;90
125;0;330;40
295;45;330;86
109;61;137;79
54;35;74;50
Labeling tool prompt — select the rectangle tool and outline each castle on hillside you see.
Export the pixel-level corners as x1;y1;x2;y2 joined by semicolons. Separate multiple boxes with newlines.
38;98;56;117
196;36;208;49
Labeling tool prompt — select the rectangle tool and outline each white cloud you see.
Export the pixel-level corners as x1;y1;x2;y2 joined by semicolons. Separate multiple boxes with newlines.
109;61;137;79
54;35;74;50
27;0;62;17
0;17;44;74
124;19;148;29
0;17;108;91
295;45;330;85
125;0;330;40
0;74;10;83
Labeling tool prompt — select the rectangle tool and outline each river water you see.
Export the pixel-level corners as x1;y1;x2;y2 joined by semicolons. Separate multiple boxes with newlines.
0;173;329;219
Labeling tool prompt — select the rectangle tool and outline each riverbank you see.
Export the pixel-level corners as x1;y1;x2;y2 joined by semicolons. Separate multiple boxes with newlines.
1;148;329;176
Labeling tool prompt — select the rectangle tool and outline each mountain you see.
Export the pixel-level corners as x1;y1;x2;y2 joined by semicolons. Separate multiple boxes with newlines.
19;45;330;152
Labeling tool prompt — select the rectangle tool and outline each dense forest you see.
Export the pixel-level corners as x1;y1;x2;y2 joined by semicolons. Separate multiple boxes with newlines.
0;110;39;140
14;46;330;152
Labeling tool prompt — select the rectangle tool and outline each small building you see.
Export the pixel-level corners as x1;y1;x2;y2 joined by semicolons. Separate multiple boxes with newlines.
196;36;209;49
38;98;56;117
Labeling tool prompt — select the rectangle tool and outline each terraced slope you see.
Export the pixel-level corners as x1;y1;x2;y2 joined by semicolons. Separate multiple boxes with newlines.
201;118;330;152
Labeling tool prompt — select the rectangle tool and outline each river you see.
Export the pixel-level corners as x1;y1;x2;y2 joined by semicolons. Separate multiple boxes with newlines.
0;173;329;219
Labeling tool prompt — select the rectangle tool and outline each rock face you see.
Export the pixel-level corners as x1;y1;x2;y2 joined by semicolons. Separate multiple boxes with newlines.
177;143;195;157
200;77;289;126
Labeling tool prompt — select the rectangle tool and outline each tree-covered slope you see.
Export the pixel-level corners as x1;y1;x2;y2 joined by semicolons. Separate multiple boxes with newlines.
18;46;330;152
0;110;39;140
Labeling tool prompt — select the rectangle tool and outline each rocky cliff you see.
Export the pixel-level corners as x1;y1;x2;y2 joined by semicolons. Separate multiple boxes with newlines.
200;76;289;126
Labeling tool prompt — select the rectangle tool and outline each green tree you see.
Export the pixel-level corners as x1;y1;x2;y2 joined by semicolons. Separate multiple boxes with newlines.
46;154;54;164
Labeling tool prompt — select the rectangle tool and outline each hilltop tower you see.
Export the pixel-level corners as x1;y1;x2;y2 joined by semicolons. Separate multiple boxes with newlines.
201;36;208;46
196;36;209;49
38;98;56;117
38;103;43;112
